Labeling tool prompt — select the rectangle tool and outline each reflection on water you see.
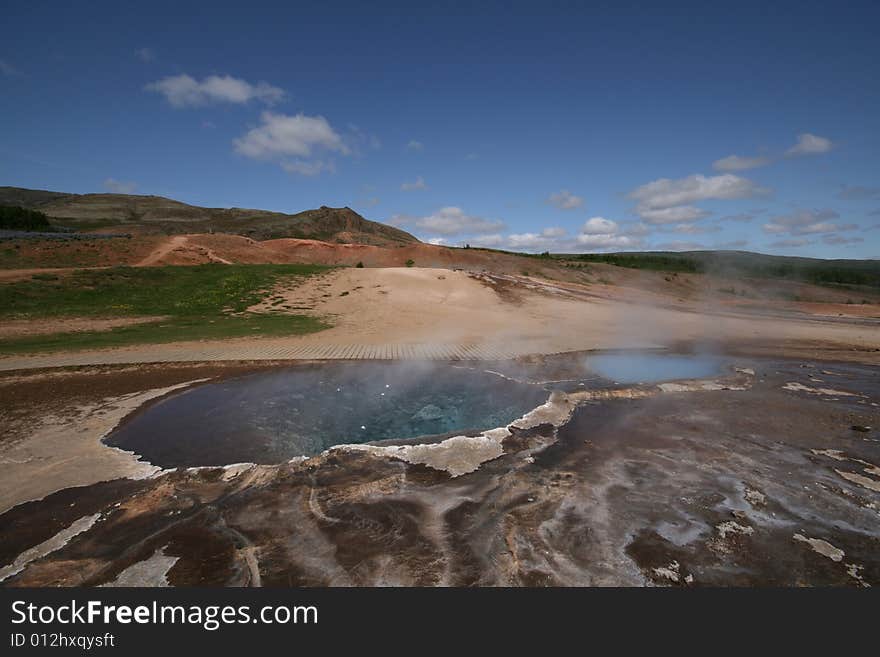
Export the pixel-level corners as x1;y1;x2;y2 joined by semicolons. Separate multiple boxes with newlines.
584;352;723;384
106;362;549;467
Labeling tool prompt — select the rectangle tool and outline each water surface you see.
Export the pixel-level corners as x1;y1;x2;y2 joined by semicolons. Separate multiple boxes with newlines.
584;352;723;384
106;362;548;467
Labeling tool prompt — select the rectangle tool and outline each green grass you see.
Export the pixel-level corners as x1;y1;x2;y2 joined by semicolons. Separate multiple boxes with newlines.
0;263;330;354
566;251;880;288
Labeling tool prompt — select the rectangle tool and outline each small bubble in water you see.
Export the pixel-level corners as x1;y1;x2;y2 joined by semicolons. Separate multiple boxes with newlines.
360;425;366;430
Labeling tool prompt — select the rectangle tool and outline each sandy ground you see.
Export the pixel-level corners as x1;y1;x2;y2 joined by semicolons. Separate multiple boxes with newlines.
2;266;878;371
0;380;211;513
263;268;880;350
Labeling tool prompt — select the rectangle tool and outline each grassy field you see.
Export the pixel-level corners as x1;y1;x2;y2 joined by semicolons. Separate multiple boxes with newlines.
0;264;330;354
565;251;880;288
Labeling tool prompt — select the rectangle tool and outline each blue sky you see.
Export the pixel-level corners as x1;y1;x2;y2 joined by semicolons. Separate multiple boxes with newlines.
2;0;879;258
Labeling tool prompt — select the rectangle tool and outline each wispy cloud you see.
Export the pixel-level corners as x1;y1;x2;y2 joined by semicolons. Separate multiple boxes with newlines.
835;184;880;201
391;206;505;236
822;234;863;245
547;189;584;210
401;176;428;191
712;154;771;172
135;47;155;63
785;132;833;156
770;237;813;248
762;209;857;236
669;223;722;235
103;178;137;194
637;205;711;224
427;216;647;253
406;140;424;151
147;74;284;107
717;210;764;223
0;59;20;76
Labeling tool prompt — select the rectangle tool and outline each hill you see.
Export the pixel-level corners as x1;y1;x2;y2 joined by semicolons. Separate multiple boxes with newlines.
0;187;418;246
565;250;880;289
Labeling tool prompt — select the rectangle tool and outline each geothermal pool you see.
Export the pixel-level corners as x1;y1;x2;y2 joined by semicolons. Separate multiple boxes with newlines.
583;352;723;384
105;362;550;468
106;353;729;469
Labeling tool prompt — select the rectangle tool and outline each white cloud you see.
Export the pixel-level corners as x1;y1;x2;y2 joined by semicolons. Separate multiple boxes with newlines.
103;178;137;194
426;237;446;245
464;153;479;160
281;160;335;176
548;189;584;210
392;206;506;236
413;216;648;253
630;173;768;211
762;209;856;236
622;222;651;236
581;217;618;234
401;176;428;191
786;133;833;156
506;233;557;249
576;233;638;249
573;216;644;251
712;154;771;171
637;205;711;224
469;234;505;248
822;235;863;246
234;112;348;161
407;140;424;151
629;173;769;226
146;74;284;107
135;48;155;63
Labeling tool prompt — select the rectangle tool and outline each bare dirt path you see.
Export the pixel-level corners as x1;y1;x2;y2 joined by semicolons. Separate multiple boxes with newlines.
136;235;189;266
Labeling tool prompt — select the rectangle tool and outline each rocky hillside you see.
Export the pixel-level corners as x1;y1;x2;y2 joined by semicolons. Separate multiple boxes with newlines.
0;187;418;246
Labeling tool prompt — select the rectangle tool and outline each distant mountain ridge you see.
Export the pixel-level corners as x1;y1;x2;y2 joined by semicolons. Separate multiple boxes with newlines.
0;186;419;246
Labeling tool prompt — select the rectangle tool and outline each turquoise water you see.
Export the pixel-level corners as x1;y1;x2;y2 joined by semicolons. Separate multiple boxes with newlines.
584;353;723;384
106;362;548;467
